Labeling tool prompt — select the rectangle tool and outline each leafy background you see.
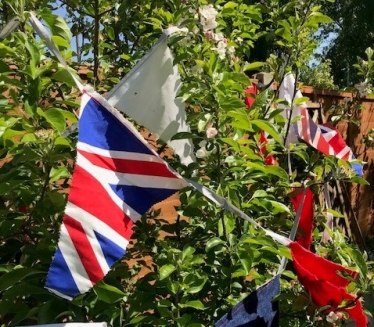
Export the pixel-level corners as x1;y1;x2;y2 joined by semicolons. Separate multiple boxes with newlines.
0;0;373;326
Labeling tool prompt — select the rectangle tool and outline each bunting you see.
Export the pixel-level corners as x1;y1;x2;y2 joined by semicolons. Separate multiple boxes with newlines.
45;88;188;299
289;188;314;249
215;276;280;327
290;242;368;327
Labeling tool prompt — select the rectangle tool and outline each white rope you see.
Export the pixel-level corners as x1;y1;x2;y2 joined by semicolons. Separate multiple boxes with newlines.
277;188;307;274
29;12;84;91
185;178;291;247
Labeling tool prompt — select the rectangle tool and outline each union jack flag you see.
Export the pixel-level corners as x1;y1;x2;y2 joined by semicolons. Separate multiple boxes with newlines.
295;107;362;176
45;89;188;299
296;106;336;157
319;123;363;176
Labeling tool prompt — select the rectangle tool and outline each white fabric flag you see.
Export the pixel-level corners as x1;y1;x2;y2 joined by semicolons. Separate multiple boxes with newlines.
278;73;304;145
17;323;107;327
106;29;195;165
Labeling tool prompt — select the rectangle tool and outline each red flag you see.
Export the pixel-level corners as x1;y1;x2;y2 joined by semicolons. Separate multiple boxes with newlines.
290;189;314;249
245;85;275;165
244;84;258;108
290;242;368;326
259;130;275;165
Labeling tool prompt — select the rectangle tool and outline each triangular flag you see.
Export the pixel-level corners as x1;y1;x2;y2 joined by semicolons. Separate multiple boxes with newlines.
290;242;368;326
45;88;189;299
279;74;362;171
245;85;275;165
215;276;280;327
244;84;258;108
259;130;276;165
105;30;195;165
319;123;363;176
289;188;314;249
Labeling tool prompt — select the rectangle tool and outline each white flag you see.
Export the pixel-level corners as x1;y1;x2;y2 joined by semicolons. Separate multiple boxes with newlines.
278;73;304;145
106;30;195;165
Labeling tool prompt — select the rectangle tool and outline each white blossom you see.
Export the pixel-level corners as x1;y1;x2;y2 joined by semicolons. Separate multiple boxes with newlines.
196;148;207;158
199;140;207;148
355;81;371;97
326;311;339;323
236;37;243;44
192;26;200;34
191;64;203;74
189;7;198;20
213;32;225;42
206;123;218;138
215;40;227;59
227;46;235;54
196;140;216;158
199;4;218;31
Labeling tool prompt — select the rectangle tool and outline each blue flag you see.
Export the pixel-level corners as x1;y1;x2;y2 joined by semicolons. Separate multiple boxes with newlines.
215;276;280;327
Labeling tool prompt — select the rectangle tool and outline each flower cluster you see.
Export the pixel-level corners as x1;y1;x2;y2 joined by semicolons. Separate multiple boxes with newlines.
354;81;371;97
196;123;218;158
199;4;235;60
326;311;343;325
199;4;218;32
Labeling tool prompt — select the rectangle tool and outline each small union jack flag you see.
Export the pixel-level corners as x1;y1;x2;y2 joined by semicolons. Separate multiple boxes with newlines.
45;89;188;299
296;106;336;157
296;108;362;176
319;123;363;176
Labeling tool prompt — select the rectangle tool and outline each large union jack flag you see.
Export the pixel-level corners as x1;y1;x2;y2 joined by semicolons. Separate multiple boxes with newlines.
45;89;188;299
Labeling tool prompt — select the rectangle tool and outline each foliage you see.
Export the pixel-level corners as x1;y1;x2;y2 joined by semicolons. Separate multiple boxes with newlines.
327;47;374;127
299;59;338;90
0;1;372;327
321;0;374;87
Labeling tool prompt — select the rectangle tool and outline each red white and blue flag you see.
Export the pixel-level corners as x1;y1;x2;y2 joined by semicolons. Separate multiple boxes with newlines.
296;110;362;176
318;123;363;176
280;74;362;176
45;89;188;299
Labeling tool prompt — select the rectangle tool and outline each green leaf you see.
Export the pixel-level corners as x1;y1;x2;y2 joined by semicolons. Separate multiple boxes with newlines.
208;52;218;75
0;268;44;292
38;108;66;133
269;200;291;214
186;276;208;294
223;1;238;9
40;10;72;44
171;132;197;141
51;68;78;87
293;97;309;106
326;208;345;218
179;300;205;310
251;190;269;199
244;62;264;71
159;264;176;280
51;35;70;49
219;96;247;111
250;120;282;145
350;176;369;185
94;282;126;303
345;248;367;277
182;245;195;261
205;237;225;252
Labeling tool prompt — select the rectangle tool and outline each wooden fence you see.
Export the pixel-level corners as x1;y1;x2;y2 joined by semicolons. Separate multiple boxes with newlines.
302;86;374;249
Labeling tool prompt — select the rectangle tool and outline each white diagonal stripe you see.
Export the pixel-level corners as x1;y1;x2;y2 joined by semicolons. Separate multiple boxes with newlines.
78;141;163;163
58;224;92;294
65;202;130;249
66;207;110;275
77;152;188;190
74;161;142;221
